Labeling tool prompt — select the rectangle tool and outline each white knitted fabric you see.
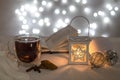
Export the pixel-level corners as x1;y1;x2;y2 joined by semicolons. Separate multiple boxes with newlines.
0;51;30;80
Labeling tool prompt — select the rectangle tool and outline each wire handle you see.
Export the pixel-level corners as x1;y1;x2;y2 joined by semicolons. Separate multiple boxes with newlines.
70;16;90;37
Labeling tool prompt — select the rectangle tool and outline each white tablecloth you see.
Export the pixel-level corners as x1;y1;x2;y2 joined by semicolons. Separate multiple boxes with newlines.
0;52;120;80
28;54;120;80
0;37;120;80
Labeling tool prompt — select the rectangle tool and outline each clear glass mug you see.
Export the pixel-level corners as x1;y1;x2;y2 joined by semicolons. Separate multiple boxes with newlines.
8;34;41;67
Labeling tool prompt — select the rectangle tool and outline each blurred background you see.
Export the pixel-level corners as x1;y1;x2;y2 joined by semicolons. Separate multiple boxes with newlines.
0;0;120;37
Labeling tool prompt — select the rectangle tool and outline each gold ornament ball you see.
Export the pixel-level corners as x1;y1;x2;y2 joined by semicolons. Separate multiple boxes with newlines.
90;52;106;68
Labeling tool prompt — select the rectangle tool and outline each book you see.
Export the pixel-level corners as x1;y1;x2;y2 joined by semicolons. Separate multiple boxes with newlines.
41;25;78;53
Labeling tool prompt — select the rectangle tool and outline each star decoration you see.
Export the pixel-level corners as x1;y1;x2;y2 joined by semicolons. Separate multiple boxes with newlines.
72;46;86;61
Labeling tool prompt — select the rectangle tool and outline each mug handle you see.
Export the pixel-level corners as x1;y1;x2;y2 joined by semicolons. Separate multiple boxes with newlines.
7;40;17;62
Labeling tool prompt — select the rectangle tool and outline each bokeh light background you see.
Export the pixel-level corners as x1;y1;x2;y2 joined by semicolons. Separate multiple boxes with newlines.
2;0;120;37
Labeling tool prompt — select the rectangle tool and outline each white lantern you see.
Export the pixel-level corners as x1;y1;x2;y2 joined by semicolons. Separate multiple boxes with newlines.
68;16;91;64
69;36;91;64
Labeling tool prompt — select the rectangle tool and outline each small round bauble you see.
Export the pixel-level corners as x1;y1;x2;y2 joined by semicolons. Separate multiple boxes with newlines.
105;50;119;66
90;52;106;68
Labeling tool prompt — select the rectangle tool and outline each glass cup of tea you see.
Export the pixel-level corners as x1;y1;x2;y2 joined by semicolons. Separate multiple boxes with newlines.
8;34;41;67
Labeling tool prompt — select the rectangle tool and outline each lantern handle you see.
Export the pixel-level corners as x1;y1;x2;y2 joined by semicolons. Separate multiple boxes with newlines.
70;16;90;37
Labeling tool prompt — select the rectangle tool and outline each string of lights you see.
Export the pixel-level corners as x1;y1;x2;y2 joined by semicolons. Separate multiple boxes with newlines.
15;0;120;37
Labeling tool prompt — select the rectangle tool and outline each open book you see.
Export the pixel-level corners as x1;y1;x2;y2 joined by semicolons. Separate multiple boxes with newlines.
40;25;78;53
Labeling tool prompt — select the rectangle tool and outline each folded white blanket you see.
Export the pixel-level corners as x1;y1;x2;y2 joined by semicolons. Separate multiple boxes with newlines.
0;51;30;80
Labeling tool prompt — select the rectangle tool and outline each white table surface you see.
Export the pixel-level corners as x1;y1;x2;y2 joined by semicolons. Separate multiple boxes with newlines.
0;51;120;80
0;37;120;80
20;53;120;80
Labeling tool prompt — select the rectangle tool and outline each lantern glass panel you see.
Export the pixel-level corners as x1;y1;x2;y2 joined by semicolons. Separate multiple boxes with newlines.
71;43;87;63
69;36;90;64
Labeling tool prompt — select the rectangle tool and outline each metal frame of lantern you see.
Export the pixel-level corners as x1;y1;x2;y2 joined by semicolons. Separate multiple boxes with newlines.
68;16;91;64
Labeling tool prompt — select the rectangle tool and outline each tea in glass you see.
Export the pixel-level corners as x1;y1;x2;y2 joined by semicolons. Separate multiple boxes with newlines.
15;35;41;64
